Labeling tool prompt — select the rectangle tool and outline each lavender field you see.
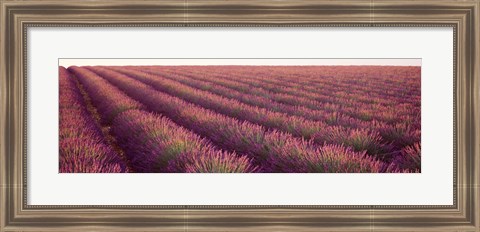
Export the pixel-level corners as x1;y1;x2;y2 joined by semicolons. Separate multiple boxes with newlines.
59;65;421;173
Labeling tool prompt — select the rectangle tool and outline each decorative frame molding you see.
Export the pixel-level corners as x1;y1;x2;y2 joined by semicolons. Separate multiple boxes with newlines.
1;0;478;231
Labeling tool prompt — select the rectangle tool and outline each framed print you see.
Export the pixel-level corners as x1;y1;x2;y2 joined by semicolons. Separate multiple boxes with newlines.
1;0;478;231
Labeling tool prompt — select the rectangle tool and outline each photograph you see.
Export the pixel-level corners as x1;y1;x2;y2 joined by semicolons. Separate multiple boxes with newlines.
59;60;421;173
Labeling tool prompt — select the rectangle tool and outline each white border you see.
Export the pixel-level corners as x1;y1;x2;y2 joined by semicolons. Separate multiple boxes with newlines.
59;58;421;67
28;27;453;205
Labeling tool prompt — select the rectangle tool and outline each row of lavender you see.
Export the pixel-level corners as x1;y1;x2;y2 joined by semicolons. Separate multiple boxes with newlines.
59;67;126;172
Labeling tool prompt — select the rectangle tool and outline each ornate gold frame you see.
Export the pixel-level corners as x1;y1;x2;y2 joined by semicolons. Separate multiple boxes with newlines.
1;0;478;231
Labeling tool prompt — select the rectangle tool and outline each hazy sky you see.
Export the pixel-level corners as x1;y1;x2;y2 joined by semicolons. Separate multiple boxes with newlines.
59;58;421;67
